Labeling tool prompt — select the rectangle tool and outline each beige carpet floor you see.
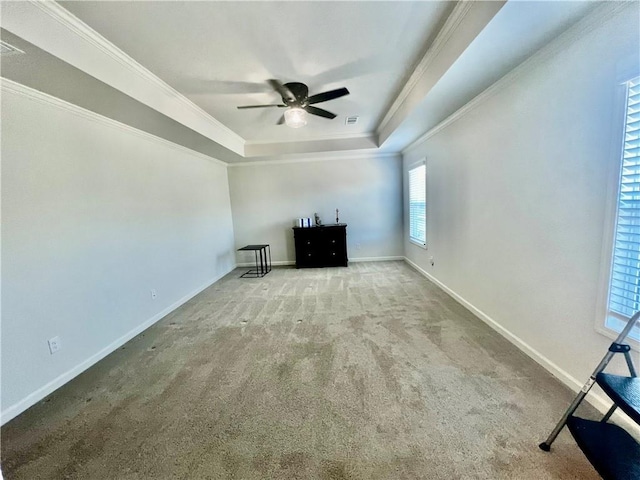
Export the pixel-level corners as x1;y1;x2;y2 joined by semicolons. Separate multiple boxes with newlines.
2;261;600;479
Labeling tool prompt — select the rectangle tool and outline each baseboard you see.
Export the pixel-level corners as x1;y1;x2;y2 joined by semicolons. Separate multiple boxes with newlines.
402;257;640;435
1;268;232;425
236;260;295;268
349;256;404;263
236;257;403;268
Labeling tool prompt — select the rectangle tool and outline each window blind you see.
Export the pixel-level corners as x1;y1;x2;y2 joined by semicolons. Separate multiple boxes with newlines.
607;76;640;340
409;163;426;246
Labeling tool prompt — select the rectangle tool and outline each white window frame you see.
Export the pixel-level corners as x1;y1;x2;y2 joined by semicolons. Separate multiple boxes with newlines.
595;73;640;350
408;159;427;249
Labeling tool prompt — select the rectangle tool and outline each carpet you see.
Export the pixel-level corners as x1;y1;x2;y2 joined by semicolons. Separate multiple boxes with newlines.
2;261;600;479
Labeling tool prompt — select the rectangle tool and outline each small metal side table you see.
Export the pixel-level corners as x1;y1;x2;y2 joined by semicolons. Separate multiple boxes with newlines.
237;244;272;278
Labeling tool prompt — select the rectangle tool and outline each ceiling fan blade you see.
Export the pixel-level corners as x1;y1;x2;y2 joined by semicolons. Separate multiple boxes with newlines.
276;114;286;125
237;104;285;109
307;87;350;105
305;106;337;119
268;79;296;103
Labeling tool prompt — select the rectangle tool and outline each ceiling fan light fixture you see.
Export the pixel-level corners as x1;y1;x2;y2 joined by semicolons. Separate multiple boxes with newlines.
284;107;308;128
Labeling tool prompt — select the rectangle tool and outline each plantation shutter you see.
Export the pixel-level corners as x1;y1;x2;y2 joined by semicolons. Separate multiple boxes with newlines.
607;76;640;339
409;162;426;246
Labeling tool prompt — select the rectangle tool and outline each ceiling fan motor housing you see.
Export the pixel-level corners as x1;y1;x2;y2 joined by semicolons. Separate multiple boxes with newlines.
283;82;309;107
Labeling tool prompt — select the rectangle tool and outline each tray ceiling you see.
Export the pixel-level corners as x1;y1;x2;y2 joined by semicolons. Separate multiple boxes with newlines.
1;1;597;162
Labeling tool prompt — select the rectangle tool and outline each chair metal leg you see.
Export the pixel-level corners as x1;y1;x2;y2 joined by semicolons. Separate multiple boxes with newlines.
539;311;640;451
601;404;618;423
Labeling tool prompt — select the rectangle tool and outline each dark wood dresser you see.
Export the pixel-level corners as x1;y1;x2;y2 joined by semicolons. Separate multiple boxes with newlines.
293;224;348;268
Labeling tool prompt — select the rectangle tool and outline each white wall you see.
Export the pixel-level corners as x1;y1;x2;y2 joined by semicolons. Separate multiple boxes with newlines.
1;82;236;423
403;4;639;388
228;155;403;264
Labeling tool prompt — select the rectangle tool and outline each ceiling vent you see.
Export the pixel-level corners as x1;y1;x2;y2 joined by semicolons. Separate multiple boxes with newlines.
0;41;25;57
345;116;359;126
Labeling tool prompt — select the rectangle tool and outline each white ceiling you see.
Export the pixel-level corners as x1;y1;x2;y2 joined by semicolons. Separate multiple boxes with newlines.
60;1;452;143
1;1;597;162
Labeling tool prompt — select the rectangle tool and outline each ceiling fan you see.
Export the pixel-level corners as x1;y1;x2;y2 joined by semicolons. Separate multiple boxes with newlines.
237;79;350;128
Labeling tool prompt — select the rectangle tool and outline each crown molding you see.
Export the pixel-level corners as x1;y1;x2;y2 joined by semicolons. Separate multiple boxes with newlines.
378;1;473;131
229;151;400;168
244;131;377;147
377;1;505;144
2;1;245;155
243;133;379;158
1;78;228;168
243;132;380;157
402;0;635;156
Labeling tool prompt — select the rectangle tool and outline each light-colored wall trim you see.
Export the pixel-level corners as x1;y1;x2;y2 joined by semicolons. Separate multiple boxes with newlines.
404;257;583;392
402;0;634;157
236;261;295;268
0;269;231;425
229;151;399;168
11;0;245;155
349;256;404;263
377;1;474;132
377;1;505;145
235;256;404;269
0;78;228;168
244;131;376;147
403;257;640;436
243;135;379;158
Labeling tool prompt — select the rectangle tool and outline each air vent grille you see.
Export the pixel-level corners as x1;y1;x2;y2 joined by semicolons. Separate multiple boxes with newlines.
345;116;359;125
0;41;25;57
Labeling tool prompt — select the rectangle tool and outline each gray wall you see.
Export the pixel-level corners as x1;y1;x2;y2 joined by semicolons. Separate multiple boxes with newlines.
1;83;236;422
228;155;403;264
402;4;639;392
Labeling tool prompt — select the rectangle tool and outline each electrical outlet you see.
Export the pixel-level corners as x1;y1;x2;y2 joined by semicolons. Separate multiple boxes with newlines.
48;336;61;354
356;243;361;250
151;289;157;300
429;256;434;266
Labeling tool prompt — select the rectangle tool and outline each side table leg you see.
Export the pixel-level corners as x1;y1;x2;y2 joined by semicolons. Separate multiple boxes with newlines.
254;250;259;277
259;247;265;276
267;245;272;273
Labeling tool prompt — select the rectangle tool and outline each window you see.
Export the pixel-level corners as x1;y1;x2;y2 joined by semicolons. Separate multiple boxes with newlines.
409;161;426;247
605;76;640;341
